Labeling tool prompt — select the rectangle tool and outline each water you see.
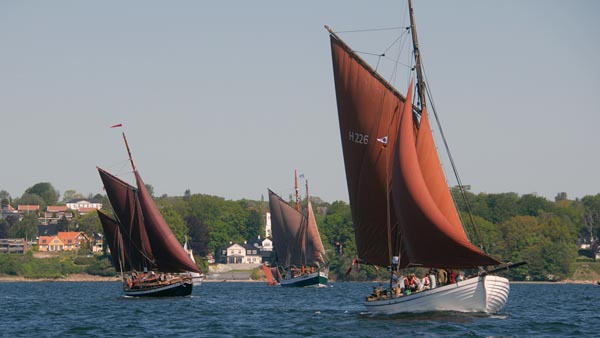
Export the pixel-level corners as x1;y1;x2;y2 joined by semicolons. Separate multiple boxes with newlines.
0;282;598;337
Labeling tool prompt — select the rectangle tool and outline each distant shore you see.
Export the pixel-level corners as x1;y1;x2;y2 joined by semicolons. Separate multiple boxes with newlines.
0;273;596;284
0;273;120;282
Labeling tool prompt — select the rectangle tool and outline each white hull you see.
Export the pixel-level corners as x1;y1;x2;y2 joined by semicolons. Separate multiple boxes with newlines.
190;272;204;286
365;275;509;315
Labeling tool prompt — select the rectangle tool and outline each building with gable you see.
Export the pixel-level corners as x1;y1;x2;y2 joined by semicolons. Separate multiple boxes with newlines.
66;200;102;212
38;231;90;252
219;241;264;264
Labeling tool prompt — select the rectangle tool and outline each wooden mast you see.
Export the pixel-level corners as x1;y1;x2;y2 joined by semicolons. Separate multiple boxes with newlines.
408;0;426;110
122;132;137;173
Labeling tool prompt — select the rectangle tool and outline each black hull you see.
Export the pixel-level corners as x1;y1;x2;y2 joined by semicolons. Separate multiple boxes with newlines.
124;280;193;297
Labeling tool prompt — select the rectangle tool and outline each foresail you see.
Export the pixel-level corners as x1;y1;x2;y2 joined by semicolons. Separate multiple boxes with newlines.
329;33;409;268
135;171;201;273
98;210;130;271
306;198;326;265
417;106;463;232
392;82;501;268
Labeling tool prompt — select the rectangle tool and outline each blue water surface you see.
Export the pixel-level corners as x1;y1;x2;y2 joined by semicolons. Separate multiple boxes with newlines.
0;281;598;337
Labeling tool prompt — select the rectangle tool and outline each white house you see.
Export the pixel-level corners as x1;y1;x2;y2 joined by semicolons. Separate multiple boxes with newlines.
220;242;263;264
66;200;103;212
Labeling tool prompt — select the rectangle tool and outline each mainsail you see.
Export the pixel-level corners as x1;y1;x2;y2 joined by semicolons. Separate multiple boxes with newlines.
328;27;501;269
268;189;326;268
328;31;410;268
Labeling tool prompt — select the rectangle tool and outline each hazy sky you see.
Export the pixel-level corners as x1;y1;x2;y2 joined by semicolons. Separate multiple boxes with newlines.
1;1;598;203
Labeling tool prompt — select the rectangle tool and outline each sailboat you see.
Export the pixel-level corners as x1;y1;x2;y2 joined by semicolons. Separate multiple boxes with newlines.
267;171;328;287
326;0;521;314
97;132;202;297
183;236;205;286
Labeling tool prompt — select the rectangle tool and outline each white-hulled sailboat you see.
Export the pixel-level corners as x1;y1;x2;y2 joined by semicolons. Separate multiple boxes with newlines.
326;0;523;314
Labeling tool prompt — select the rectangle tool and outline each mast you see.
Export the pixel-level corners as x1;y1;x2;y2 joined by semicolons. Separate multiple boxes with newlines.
304;179;309;267
408;0;426;110
122;132;137;173
294;169;300;211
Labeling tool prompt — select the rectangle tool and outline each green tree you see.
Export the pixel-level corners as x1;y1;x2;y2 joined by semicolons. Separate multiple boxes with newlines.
62;189;85;202
160;205;187;243
24;182;59;206
15;193;45;209
517;194;553;217
77;210;102;235
56;215;70;232
186;215;210;256
12;213;38;240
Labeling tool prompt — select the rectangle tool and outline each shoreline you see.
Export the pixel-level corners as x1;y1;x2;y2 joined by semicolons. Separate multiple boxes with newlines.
0;273;596;284
0;273;120;283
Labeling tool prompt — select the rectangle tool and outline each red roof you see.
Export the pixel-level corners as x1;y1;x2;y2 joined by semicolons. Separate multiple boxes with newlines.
78;207;98;213
47;206;68;212
38;236;59;245
58;232;88;243
18;205;40;211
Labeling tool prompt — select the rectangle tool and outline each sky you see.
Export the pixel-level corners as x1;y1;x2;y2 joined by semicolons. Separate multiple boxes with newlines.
1;0;599;204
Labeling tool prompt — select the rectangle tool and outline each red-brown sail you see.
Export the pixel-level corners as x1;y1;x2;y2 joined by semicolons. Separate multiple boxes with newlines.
306;198;326;265
392;82;500;268
328;27;502;270
268;189;304;266
329;32;409;268
98;167;154;271
268;189;289;266
134;171;201;273
98;210;130;271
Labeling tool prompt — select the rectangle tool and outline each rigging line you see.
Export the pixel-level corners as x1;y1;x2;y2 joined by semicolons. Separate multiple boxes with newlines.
354;50;385;57
382;32;406;56
420;63;485;250
334;26;409;34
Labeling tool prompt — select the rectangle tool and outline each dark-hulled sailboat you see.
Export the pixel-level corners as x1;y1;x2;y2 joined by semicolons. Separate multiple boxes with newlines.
326;0;519;314
97;132;201;297
267;172;328;287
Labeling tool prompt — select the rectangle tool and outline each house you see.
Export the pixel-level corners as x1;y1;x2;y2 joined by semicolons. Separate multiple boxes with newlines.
38;235;64;252
220;242;263;264
249;235;273;252
0;204;18;220
38;231;90;252
0;238;27;254
39;206;73;225
17;205;40;214
91;233;103;253
47;206;68;213
66;200;102;212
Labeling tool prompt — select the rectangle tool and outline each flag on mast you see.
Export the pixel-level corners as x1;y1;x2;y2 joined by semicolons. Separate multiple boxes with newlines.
110;123;123;128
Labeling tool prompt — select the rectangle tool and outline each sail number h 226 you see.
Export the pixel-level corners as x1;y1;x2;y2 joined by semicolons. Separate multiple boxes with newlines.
348;131;369;145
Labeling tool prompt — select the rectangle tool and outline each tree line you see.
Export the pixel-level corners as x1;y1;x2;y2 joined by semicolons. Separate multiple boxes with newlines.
2;182;600;281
